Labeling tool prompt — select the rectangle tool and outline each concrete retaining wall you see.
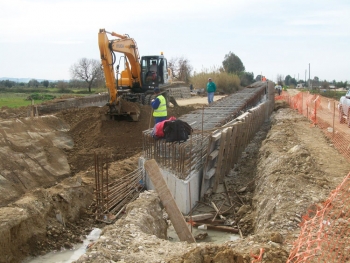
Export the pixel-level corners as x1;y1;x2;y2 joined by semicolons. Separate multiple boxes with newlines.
140;82;275;214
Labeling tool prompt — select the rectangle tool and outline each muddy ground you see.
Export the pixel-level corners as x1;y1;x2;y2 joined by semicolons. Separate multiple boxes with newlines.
0;95;350;263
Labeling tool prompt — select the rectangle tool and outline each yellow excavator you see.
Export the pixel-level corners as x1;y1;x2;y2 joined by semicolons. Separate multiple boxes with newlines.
98;28;179;121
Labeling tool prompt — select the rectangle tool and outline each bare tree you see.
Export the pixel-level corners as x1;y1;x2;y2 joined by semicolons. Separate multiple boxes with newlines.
168;57;193;83
70;58;103;92
276;74;284;86
56;80;69;92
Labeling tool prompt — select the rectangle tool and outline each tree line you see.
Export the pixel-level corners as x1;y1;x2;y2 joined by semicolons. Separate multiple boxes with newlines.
3;53;347;94
276;74;348;89
1;53;256;94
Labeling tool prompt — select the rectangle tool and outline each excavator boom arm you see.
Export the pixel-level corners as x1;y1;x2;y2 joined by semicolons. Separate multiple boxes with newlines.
98;29;117;104
98;29;142;106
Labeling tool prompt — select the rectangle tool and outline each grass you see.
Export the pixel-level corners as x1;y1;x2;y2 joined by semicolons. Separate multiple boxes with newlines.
0;87;107;108
309;89;346;101
0;93;44;108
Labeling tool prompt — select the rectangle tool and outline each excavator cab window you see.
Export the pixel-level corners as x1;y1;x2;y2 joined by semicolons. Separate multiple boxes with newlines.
140;56;168;89
141;57;158;86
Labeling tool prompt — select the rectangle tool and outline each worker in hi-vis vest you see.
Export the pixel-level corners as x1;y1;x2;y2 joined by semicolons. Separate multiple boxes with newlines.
151;87;167;124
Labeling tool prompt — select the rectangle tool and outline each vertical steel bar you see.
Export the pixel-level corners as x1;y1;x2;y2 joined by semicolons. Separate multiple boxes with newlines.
94;152;98;212
106;154;109;213
101;154;104;216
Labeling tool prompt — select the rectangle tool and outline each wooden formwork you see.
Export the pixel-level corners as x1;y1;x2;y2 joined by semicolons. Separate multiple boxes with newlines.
200;101;269;197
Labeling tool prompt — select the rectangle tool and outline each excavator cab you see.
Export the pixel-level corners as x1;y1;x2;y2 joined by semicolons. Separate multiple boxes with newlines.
140;55;170;91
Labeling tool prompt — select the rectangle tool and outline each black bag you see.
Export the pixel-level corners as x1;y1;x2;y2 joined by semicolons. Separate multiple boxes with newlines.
163;120;193;143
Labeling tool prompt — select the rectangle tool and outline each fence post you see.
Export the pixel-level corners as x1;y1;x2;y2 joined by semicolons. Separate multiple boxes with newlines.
333;101;335;138
314;99;317;125
301;92;303;116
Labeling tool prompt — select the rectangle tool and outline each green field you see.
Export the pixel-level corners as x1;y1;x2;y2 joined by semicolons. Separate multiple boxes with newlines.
0;89;105;108
0;93;44;108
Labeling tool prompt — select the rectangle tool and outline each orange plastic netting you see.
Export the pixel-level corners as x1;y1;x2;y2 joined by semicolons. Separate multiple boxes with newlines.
287;172;350;262
277;91;350;161
276;91;350;262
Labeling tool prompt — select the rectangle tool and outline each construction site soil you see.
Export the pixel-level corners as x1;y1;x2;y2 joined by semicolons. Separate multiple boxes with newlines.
1;94;350;263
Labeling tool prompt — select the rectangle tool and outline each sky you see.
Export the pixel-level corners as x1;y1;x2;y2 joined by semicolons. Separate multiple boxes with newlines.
0;0;349;83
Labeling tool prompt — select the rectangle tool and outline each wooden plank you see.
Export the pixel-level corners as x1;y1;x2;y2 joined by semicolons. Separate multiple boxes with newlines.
204;167;216;180
222;127;233;176
232;122;242;166
244;113;252;147
189;219;225;225
192;222;239;234
209;149;219;160
217;128;230;184
200;134;215;198
237;119;247;157
212;129;227;193
184;213;215;221
211;131;222;141
144;159;196;243
226;124;238;174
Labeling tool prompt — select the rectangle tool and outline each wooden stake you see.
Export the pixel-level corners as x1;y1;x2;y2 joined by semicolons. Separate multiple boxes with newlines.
144;159;196;243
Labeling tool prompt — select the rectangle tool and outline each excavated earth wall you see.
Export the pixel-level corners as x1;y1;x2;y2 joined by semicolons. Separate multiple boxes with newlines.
0;116;73;206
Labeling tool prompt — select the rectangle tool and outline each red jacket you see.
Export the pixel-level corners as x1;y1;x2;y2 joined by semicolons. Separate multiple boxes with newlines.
154;116;176;138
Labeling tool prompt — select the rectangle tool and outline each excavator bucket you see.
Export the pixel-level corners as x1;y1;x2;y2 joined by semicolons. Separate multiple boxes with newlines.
103;99;140;121
120;100;141;121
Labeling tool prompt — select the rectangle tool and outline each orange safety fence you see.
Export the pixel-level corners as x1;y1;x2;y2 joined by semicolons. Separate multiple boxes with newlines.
276;91;350;161
275;91;350;262
286;172;350;262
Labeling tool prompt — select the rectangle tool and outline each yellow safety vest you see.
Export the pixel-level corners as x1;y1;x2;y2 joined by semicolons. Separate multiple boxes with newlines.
153;95;167;117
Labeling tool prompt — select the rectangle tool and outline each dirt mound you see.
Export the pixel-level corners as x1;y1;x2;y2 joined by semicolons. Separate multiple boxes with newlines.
55;105;195;174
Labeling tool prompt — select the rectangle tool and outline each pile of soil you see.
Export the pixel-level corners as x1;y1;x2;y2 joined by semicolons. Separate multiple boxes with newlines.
55;104;196;174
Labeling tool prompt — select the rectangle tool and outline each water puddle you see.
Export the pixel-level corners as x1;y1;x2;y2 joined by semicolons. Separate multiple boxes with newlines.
23;228;102;263
23;224;238;262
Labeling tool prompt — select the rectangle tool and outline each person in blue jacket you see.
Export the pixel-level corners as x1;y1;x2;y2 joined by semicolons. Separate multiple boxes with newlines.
206;78;216;104
151;87;167;124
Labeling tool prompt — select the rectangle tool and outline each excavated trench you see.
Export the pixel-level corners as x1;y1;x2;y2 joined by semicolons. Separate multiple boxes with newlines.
1;93;349;263
1;83;274;262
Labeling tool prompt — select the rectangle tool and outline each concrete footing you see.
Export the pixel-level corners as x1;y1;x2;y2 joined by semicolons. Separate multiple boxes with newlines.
139;157;201;214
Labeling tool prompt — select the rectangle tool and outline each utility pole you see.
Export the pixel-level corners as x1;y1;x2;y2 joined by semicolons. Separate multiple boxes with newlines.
309;63;311;90
305;70;307;85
